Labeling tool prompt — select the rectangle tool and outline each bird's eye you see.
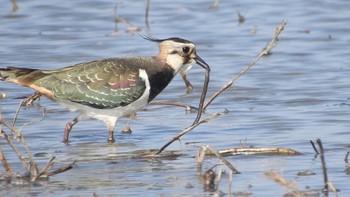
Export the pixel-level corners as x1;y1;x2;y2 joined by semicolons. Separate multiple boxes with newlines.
182;46;190;53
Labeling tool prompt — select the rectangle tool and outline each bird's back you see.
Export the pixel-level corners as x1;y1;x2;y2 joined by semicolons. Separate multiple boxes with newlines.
0;57;171;110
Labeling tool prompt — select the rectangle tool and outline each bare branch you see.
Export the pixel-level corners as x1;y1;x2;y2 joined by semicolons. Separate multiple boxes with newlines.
203;19;286;110
0;124;30;174
0;148;12;177
218;147;302;156
31;156;56;181
46;161;77;177
149;101;198;112
156;112;223;155
206;145;240;174
316;138;329;195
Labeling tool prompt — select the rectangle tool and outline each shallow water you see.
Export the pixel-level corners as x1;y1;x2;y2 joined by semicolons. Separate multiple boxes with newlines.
0;0;349;196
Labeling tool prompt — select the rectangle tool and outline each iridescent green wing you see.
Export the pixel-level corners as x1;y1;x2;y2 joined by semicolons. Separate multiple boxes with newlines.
35;59;147;109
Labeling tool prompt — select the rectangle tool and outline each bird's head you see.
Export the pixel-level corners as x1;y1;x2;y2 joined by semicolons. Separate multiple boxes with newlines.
142;36;210;73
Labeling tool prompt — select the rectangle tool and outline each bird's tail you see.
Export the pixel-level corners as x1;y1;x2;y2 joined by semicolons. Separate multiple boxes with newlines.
0;67;44;86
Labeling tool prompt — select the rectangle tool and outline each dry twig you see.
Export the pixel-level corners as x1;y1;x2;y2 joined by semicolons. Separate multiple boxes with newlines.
149;101;198;112
0;149;12;177
206;145;240;174
203;19;286;110
31;156;56;181
218;147;302;156
265;171;303;196
156;112;222;155
310;140;319;155
156;20;286;154
310;138;339;196
108;5;141;36
0;108;75;182
316;139;329;195
0;119;31;174
46;161;77;177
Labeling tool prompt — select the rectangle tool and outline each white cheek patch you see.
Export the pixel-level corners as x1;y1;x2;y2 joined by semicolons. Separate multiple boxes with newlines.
166;54;184;73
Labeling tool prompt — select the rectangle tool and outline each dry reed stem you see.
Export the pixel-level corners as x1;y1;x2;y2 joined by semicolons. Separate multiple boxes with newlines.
310;140;319;155
18;107;46;135
0;148;12;177
0;120;30;174
31;156;56;181
12;92;41;126
265;171;303;196
1;109;75;182
113;6;140;34
206;145;240;174
218;147;302;156
310;139;339;196
196;145;240;175
8;103;46;177
46;161;76;177
196;146;206;175
197;146;237;194
149;101;198;112
203;19;286;110
316;139;329;195
156;112;223;155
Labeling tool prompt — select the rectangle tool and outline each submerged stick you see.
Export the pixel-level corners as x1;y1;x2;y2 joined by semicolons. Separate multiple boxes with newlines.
203;19;286;110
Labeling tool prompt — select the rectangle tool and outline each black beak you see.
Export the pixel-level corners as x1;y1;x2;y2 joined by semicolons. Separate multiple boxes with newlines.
195;55;211;71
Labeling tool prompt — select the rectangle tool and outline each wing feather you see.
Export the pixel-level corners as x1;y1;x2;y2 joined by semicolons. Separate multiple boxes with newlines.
35;59;147;109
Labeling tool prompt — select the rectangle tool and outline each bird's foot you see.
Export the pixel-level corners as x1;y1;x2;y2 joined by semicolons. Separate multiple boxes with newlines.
107;137;115;143
107;129;115;143
62;138;71;145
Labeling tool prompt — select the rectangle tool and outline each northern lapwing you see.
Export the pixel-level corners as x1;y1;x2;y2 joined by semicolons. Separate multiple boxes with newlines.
0;37;210;144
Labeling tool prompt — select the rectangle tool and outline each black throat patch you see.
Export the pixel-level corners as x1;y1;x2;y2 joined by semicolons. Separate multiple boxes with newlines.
146;66;175;102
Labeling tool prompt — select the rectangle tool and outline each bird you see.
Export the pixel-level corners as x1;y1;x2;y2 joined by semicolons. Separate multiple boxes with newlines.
0;36;210;144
